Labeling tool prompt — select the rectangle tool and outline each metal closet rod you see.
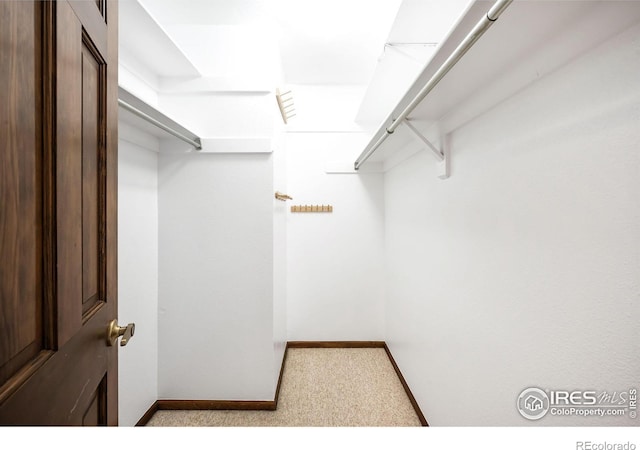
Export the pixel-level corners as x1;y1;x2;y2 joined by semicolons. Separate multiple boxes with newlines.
118;98;202;150
354;0;513;170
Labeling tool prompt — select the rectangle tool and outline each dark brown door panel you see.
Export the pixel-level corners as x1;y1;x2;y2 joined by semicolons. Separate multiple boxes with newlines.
0;0;118;425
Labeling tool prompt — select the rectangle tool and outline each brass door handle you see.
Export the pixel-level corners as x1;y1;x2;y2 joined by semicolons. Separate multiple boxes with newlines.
107;319;135;347
275;191;292;201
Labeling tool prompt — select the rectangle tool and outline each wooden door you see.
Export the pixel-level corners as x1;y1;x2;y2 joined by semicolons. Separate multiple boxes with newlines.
0;0;119;425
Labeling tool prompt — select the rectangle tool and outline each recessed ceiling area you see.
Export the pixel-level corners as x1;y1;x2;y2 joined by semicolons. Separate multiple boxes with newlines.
134;0;402;85
119;0;473;128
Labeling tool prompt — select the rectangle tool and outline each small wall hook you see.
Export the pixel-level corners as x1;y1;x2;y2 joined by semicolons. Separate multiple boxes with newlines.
275;191;292;201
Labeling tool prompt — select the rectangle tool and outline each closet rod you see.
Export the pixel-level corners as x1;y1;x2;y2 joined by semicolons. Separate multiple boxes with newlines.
354;0;512;170
118;98;202;150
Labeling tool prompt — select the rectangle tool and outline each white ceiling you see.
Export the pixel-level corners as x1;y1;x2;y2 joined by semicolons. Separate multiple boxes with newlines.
133;0;403;85
119;0;474;130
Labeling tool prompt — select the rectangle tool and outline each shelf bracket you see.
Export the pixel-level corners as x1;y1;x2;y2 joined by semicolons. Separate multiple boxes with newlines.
403;120;450;179
384;43;438;64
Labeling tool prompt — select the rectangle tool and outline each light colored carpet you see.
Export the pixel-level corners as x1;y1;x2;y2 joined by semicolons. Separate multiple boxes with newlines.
146;348;422;427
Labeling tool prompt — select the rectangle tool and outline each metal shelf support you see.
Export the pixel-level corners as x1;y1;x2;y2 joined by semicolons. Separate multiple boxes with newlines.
403;120;450;179
403;120;443;161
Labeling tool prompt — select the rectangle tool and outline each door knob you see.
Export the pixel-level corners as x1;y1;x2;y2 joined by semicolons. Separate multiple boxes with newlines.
107;319;135;347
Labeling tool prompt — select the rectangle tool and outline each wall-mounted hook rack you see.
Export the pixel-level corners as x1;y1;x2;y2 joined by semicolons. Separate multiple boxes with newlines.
291;205;333;213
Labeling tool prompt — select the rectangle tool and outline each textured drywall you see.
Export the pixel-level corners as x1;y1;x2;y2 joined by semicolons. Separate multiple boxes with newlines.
385;20;640;426
118;139;159;426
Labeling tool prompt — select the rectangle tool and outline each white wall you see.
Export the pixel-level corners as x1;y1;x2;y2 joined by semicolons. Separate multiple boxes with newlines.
384;22;640;426
272;133;288;383
157;152;277;400
155;89;285;400
118;1;286;408
283;84;385;341
117;139;159;426
284;85;366;133
272;130;287;385
159;93;274;139
286;132;385;340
